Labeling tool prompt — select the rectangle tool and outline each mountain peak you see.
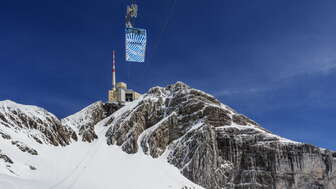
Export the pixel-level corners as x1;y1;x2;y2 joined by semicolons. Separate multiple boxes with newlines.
0;82;335;189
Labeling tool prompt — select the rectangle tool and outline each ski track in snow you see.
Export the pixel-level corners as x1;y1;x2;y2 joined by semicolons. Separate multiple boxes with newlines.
0;87;304;189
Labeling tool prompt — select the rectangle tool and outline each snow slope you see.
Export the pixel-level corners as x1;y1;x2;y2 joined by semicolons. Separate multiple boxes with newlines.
0;100;74;147
0;100;203;189
1;81;334;189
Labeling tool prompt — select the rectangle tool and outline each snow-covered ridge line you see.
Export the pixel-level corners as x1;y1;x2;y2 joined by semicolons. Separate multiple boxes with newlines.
0;81;335;189
0;100;59;123
0;92;204;189
61;101;104;131
0;99;74;147
216;123;300;144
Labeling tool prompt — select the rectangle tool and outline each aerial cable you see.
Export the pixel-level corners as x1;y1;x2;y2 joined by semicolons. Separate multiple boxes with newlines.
125;0;146;63
127;61;132;83
150;0;177;60
143;0;177;85
123;0;177;85
124;0;146;88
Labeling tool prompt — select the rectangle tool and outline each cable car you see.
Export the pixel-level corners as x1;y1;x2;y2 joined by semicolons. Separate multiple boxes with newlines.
125;3;147;63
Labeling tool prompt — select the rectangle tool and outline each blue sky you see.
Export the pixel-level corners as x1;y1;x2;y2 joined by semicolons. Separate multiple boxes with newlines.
1;0;335;150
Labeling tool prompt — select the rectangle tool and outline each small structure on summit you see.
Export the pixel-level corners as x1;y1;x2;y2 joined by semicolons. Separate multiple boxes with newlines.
108;51;141;103
108;82;141;103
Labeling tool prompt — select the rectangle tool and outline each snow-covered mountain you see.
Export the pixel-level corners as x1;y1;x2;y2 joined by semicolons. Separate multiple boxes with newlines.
0;82;335;189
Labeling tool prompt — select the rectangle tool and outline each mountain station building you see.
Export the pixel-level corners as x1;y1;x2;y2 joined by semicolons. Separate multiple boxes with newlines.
108;82;141;103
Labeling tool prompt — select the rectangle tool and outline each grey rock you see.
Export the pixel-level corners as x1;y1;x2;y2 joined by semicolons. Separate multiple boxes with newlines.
62;101;121;143
0;100;74;146
0;151;13;164
11;140;38;155
104;81;336;189
1;82;335;189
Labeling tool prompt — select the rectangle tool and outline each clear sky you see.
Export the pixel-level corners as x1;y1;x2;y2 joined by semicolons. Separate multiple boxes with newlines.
1;0;335;150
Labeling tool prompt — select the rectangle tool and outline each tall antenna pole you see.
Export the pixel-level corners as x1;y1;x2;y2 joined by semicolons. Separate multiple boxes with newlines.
112;50;116;90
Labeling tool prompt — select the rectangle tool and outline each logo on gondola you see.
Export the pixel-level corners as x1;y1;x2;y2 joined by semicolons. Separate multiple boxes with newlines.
128;41;143;45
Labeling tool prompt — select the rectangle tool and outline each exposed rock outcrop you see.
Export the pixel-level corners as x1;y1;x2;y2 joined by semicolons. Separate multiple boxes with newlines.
11;140;38;155
103;82;336;189
0;151;13;164
62;101;121;142
0;82;335;189
0;100;74;146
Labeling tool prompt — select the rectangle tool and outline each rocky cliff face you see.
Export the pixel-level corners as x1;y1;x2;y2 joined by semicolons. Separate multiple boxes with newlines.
0;82;335;189
0;100;75;146
103;82;336;189
62;101;121;142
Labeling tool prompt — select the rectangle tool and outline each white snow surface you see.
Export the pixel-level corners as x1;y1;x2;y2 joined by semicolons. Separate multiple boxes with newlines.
0;85;304;189
0;100;58;123
61;101;104;132
0;100;203;189
215;123;300;145
0;100;65;146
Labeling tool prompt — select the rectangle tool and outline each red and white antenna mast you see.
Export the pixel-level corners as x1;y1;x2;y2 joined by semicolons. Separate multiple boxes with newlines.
112;50;116;90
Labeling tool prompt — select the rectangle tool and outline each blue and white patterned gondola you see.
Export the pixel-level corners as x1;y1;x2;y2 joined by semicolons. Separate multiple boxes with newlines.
125;27;147;62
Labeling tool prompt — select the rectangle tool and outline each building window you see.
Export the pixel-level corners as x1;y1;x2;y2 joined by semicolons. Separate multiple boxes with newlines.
125;93;133;102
